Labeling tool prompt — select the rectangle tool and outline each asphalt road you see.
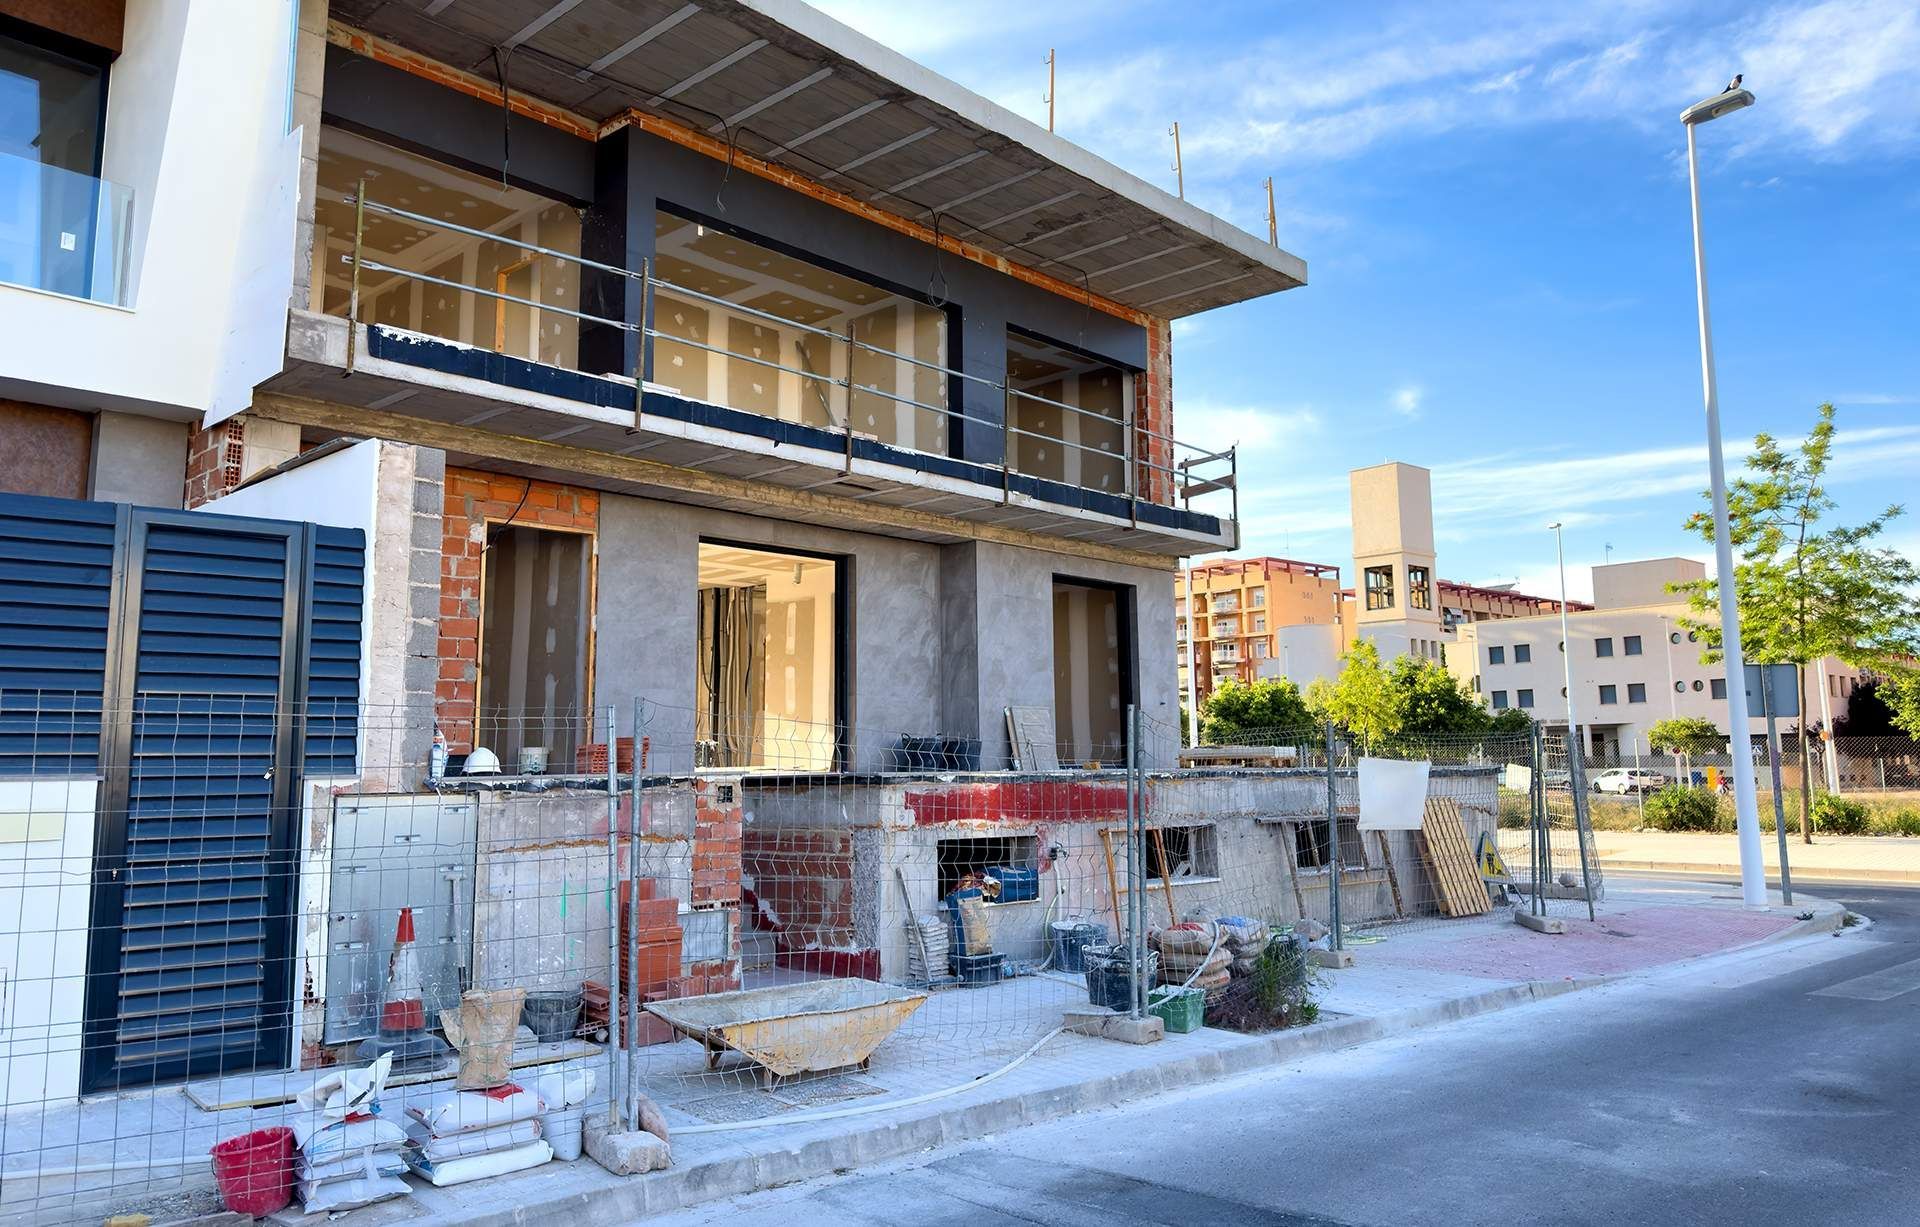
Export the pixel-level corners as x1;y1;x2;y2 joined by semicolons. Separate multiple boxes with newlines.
642;881;1920;1227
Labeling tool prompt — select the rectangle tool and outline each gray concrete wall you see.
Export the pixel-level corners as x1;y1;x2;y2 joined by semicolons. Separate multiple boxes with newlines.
595;491;942;771
970;542;1180;768
89;410;187;507
361;442;443;789
594;491;1177;772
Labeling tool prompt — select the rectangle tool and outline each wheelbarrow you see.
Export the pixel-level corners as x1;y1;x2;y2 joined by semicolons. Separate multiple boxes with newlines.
642;979;928;1088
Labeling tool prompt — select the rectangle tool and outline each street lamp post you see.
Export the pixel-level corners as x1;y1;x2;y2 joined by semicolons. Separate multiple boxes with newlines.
1682;78;1768;910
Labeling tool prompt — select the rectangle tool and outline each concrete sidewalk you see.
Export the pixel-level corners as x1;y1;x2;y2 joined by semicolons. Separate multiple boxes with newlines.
295;879;1845;1227
1593;829;1920;883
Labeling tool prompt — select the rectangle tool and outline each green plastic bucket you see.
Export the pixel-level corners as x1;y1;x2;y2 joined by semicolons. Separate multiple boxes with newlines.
1149;985;1205;1034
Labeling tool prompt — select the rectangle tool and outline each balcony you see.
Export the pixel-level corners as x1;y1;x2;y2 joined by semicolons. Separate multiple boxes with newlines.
0;151;134;307
268;166;1237;555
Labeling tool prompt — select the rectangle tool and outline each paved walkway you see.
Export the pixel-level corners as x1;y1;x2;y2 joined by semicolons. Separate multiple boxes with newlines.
1592;829;1920;882
5;880;1842;1226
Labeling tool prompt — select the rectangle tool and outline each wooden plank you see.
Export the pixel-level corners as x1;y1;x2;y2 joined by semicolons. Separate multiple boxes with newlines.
181;1037;602;1111
1419;797;1490;917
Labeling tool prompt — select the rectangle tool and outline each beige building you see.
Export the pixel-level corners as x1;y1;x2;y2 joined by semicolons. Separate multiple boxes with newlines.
1176;556;1344;701
1448;558;1867;755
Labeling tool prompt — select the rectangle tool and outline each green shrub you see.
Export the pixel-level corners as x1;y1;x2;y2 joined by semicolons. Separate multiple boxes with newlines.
1813;794;1870;836
1873;806;1920;837
1645;785;1719;832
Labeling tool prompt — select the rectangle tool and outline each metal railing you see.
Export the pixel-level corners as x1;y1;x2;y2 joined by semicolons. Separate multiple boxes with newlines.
338;182;1237;523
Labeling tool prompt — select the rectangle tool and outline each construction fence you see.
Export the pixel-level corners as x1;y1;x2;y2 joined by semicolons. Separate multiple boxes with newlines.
1;691;1585;1223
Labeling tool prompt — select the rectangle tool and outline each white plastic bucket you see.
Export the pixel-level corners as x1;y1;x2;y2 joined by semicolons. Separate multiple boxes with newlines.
540;1108;584;1162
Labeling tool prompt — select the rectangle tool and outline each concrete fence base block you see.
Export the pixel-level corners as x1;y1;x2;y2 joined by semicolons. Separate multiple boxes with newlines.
1100;1015;1165;1045
1512;909;1566;935
586;1119;673;1175
1308;948;1355;969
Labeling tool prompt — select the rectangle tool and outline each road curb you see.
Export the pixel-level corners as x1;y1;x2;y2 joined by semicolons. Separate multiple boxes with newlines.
1601;858;1920;885
408;976;1604;1226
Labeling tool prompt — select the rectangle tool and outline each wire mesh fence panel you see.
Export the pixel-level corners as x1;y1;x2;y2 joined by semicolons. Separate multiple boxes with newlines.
0;693;631;1224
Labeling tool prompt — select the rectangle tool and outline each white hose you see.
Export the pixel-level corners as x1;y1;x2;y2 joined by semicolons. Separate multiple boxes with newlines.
671;1024;1068;1135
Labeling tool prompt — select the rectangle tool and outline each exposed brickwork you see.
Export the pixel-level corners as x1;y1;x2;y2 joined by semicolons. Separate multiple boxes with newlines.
1135;316;1175;505
183;417;246;509
744;829;856;952
436;467;598;752
691;777;744;908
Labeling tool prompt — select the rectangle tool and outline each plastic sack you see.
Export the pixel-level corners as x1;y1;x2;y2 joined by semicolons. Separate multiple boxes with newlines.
292;1111;409;1160
404;1118;542;1162
408;1138;554;1188
407;1084;542;1135
299;1173;411;1213
531;1066;595;1110
1151;923;1216;956
295;1052;392;1123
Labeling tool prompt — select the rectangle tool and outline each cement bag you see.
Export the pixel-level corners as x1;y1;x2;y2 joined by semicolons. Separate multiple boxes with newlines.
1150;923;1216;956
442;987;526;1090
292;1112;409;1161
950;892;992;955
407;1085;542;1135
1160;947;1231;984
299;1174;411;1214
297;1149;408;1186
294;1052;392;1122
1191;967;1232;1000
408;1138;553;1188
404;1117;542;1162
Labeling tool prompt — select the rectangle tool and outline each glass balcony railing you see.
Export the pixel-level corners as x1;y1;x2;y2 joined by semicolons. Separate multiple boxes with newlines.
0;151;134;307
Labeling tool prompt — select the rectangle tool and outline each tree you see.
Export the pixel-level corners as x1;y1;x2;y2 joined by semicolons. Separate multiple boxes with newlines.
1647;716;1724;755
1304;638;1403;750
1391;655;1492;739
1675;403;1920;841
1198;677;1313;743
1886;674;1920;740
1830;679;1899;738
1488;706;1536;737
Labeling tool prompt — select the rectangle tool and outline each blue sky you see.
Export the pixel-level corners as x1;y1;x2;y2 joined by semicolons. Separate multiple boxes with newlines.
816;0;1920;601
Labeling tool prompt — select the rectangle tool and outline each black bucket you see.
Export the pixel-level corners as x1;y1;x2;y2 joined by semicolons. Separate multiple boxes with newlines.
1083;943;1155;1012
520;990;583;1044
1050;921;1104;973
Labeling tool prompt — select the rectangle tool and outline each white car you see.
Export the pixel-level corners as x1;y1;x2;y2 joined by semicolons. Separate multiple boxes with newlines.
1591;768;1669;795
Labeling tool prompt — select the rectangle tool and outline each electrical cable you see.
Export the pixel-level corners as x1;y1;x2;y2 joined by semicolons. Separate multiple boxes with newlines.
670;1024;1068;1135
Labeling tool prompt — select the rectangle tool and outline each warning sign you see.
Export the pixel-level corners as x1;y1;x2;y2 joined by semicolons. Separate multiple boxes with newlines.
1475;831;1513;884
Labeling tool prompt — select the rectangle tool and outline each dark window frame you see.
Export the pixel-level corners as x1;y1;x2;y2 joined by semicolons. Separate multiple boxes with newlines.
1364;564;1395;611
1514;643;1532;664
1487;645;1505;665
1408;564;1432;610
1595;637;1614;658
1623;634;1643;656
699;535;852;773
1599;684;1618;705
1517;688;1534;708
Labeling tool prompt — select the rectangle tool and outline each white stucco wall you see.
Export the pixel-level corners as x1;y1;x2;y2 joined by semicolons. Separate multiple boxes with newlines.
0;780;97;1107
0;0;301;422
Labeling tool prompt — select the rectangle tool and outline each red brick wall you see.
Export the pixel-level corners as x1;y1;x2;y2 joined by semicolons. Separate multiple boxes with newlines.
183;418;245;509
692;777;744;908
743;829;855;950
1134;315;1174;504
437;467;599;752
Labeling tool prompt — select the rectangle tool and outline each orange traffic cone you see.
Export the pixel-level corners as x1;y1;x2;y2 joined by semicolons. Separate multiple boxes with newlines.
358;906;450;1067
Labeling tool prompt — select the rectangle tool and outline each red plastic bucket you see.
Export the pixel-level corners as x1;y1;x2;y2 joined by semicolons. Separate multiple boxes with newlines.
210;1125;295;1216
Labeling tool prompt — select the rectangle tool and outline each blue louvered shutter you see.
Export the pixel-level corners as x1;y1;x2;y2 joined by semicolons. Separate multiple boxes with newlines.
0;495;117;775
104;520;298;1086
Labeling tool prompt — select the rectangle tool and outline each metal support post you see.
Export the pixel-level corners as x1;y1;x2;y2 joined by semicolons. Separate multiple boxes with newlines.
1763;671;1794;905
1324;720;1342;950
345;179;366;374
635;258;652;432
604;705;622;1129
843;323;857;475
1532;723;1548;917
1121;706;1136;1021
1001;385;1015;504
628;696;644;1124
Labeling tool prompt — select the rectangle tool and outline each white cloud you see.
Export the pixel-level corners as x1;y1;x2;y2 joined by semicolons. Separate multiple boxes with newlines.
1391;386;1425;418
1176;399;1320;451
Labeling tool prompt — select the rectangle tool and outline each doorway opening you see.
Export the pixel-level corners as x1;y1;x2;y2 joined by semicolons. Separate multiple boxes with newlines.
697;542;842;771
1052;577;1133;766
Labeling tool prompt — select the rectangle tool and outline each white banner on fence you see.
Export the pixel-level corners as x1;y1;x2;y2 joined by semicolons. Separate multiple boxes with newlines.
1503;763;1533;794
1358;756;1431;830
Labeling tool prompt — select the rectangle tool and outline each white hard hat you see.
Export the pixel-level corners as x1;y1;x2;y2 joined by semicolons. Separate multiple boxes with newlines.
464;746;502;775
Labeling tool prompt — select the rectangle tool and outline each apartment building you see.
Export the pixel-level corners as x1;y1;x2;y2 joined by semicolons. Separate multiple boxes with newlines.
0;0;1306;1097
1449;558;1866;755
1175;556;1343;701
